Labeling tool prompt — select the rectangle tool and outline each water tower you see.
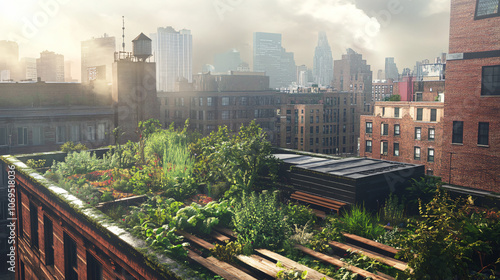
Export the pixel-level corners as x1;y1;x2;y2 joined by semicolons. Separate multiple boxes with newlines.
132;33;152;61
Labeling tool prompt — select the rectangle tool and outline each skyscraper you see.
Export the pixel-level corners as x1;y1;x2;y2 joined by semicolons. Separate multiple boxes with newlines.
81;34;116;83
152;26;193;92
214;49;242;73
0;40;19;81
253;32;296;88
18;57;37;81
313;31;333;87
36;51;64;82
385;57;399;81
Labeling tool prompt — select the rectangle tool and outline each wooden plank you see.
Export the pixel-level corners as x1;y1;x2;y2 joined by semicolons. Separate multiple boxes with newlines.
188;251;245;280
291;195;342;209
294;192;347;207
342;233;399;255
329;241;410;272
206;256;258;280
236;254;280;277
177;230;215;250
210;231;230;242
294;245;388;280
214;227;237;238
255;248;333;280
311;208;326;219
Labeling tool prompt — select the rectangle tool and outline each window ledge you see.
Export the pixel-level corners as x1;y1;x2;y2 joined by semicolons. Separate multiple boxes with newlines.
477;144;489;148
452;143;464;146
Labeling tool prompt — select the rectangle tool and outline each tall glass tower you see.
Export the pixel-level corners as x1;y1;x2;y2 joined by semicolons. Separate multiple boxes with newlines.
152;27;192;92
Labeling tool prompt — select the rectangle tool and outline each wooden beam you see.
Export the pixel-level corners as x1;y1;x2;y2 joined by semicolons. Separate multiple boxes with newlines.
214;227;237;238
342;233;399;255
188;251;249;280
236;254;280;277
329;241;411;272
294;245;388;280
177;230;215;250
206;256;257;280
210;231;230;242
255;248;333;280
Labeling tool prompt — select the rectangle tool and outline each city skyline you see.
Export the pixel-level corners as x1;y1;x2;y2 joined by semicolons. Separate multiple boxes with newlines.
0;0;450;82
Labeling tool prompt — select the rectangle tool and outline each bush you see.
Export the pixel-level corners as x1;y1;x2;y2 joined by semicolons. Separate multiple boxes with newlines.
284;203;316;227
380;193;406;227
232;191;291;250
340;204;385;240
396;190;500;279
60;141;88;152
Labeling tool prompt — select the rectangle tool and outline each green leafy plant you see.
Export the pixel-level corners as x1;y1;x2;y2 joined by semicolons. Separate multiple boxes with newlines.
232;191;291;250
395;189;500;279
340;204;385;240
173;201;233;235
60;141;88;152
26;159;46;169
285;203;316;228
100;191;114;202
405;176;441;214
380;193;406;227
276;261;309;280
210;241;243;263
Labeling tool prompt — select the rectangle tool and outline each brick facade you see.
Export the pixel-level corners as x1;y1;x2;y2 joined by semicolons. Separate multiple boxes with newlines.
360;101;444;177
441;0;500;191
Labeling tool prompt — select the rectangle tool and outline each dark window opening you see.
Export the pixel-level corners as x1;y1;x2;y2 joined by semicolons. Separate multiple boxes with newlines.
478;122;489;145
87;252;103;280
481;65;500;95
30;203;38;249
44;216;54;266
430;109;437;122
452;121;464;144
64;233;78;280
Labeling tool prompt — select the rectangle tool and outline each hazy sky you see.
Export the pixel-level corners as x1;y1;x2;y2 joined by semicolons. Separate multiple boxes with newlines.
1;0;450;81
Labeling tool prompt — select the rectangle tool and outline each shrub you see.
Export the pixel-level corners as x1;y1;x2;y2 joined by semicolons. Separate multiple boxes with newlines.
340;204;385;240
210;241;243;263
395;189;500;279
60;141;88;152
26;159;46;169
232;191;291;250
380;193;406;227
285;203;316;228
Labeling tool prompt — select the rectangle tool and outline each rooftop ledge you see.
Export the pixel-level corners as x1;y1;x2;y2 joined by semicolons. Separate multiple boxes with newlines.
1;151;203;280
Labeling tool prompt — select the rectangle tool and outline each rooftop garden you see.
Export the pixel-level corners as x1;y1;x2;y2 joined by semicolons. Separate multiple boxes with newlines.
21;119;500;280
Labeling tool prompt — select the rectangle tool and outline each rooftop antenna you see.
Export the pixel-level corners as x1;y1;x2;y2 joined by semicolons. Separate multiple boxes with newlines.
122;16;125;52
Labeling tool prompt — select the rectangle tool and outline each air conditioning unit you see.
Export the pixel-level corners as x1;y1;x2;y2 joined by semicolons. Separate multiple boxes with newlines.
383;152;388;156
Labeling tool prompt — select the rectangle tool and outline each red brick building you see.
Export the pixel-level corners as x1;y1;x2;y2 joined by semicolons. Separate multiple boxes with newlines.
360;101;444;177
0;153;194;279
441;0;500;191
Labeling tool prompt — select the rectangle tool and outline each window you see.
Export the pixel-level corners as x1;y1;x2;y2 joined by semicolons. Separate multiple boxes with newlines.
0;127;6;145
70;125;80;142
44;216;54;266
415;127;421;140
381;123;388;135
481;65;500;95
316;126;320;133
301;116;304;124
380;141;388;155
310;127;313;133
222;97;229;106
222;110;230;120
87;126;95;141
394;107;400;118
310;138;313;145
300;127;303;134
64;233;78;279
32;127;43;145
414;147;421;160
207;97;213;106
56;126;66;143
394;143;400;156
30;203;38;249
365;140;372;153
428;148;435;162
97;124;105;140
199;97;203;106
18;192;23;237
87;252;103;280
394;124;400;136
428;128;435;140
316;116;319;123
17;127;28;145
366;122;373;133
452;121;464;144
416;108;423;121
475;0;500;18
382;107;385;116
310;116;313;123
430;109;437;122
478;122;489;145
